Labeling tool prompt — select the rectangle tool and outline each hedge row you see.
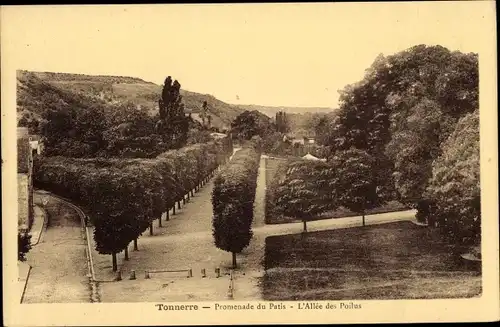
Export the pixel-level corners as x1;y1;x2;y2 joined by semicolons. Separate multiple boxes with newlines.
211;143;261;268
34;137;233;270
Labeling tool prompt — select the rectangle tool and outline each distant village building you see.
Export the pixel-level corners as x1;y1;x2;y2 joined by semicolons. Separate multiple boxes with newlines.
17;127;34;229
302;153;326;162
28;134;44;155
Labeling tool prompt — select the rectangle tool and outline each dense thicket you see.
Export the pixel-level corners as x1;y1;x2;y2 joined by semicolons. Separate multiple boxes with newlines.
316;45;479;245
211;143;261;268
19;73;211;158
426;110;480;245
34;138;233;270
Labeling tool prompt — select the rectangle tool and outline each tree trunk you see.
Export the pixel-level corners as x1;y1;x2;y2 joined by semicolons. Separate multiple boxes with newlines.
362;211;366;227
178;201;181;209
158;214;162;227
183;197;186;205
232;252;237;269
166;210;170;221
187;192;190;202
124;246;129;261
303;219;307;233
149;222;153;236
191;190;194;197
112;252;117;271
173;206;176;215
133;238;138;251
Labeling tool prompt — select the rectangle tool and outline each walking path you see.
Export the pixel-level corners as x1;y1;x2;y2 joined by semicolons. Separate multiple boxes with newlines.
22;192;91;303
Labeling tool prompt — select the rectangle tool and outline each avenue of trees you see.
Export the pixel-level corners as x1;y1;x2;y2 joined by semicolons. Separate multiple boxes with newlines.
34;138;233;271
212;137;262;268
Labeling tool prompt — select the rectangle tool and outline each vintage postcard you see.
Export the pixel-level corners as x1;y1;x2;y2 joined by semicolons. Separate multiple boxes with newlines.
2;2;499;326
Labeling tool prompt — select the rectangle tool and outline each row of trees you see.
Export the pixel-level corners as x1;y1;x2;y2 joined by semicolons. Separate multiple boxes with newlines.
315;45;479;246
34;138;233;271
269;147;386;232
212;137;262;268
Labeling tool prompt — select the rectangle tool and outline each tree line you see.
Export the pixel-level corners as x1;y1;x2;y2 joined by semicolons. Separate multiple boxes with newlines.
34;138;233;271
268;45;479;247
20;73;211;158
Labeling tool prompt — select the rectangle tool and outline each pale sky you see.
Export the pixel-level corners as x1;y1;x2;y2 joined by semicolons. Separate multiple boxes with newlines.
1;2;495;107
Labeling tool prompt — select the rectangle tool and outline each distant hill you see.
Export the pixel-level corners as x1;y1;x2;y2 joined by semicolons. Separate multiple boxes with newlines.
237;104;336;118
17;70;245;131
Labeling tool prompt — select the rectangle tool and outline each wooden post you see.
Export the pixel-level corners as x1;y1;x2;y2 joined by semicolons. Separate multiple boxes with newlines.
116;270;122;281
201;268;206;278
112;252;117;271
145;271;150;279
215;268;221;278
129;270;136;280
187;269;193;278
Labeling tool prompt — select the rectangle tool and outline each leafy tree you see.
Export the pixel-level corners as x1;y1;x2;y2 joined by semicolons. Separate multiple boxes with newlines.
330;148;386;226
231;110;274;140
212;146;260;268
156;76;189;148
274;160;336;232
426;110;480;245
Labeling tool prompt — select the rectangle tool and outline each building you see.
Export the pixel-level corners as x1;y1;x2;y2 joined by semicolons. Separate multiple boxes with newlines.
28;134;44;156
17;127;34;229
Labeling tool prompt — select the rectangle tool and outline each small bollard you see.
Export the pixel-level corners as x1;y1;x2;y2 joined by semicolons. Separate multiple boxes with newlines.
201;268;206;278
215;268;221;278
145;271;150;279
129;270;136;280
187;269;193;278
116;271;122;281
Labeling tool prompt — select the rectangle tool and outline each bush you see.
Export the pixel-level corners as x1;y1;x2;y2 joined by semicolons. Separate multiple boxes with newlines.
18;231;32;261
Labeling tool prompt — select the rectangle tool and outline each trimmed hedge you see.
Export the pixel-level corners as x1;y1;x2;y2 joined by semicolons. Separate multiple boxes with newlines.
211;144;261;268
34;137;233;270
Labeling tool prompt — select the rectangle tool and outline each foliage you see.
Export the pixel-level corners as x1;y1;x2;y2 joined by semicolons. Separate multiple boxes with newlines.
274;159;337;231
329;148;386;222
211;144;261;267
155;76;189;149
275;111;289;133
231;110;275;140
316;45;478;238
17;71;241;157
426;110;480;245
18;231;32;261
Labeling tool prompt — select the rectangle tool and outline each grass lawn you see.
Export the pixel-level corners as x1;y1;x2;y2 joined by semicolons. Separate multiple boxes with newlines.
262;221;481;300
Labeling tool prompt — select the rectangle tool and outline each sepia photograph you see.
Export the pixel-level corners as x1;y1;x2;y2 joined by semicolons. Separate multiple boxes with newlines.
2;2;498;325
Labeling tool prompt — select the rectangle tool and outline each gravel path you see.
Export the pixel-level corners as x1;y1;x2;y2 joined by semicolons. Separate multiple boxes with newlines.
22;193;90;303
